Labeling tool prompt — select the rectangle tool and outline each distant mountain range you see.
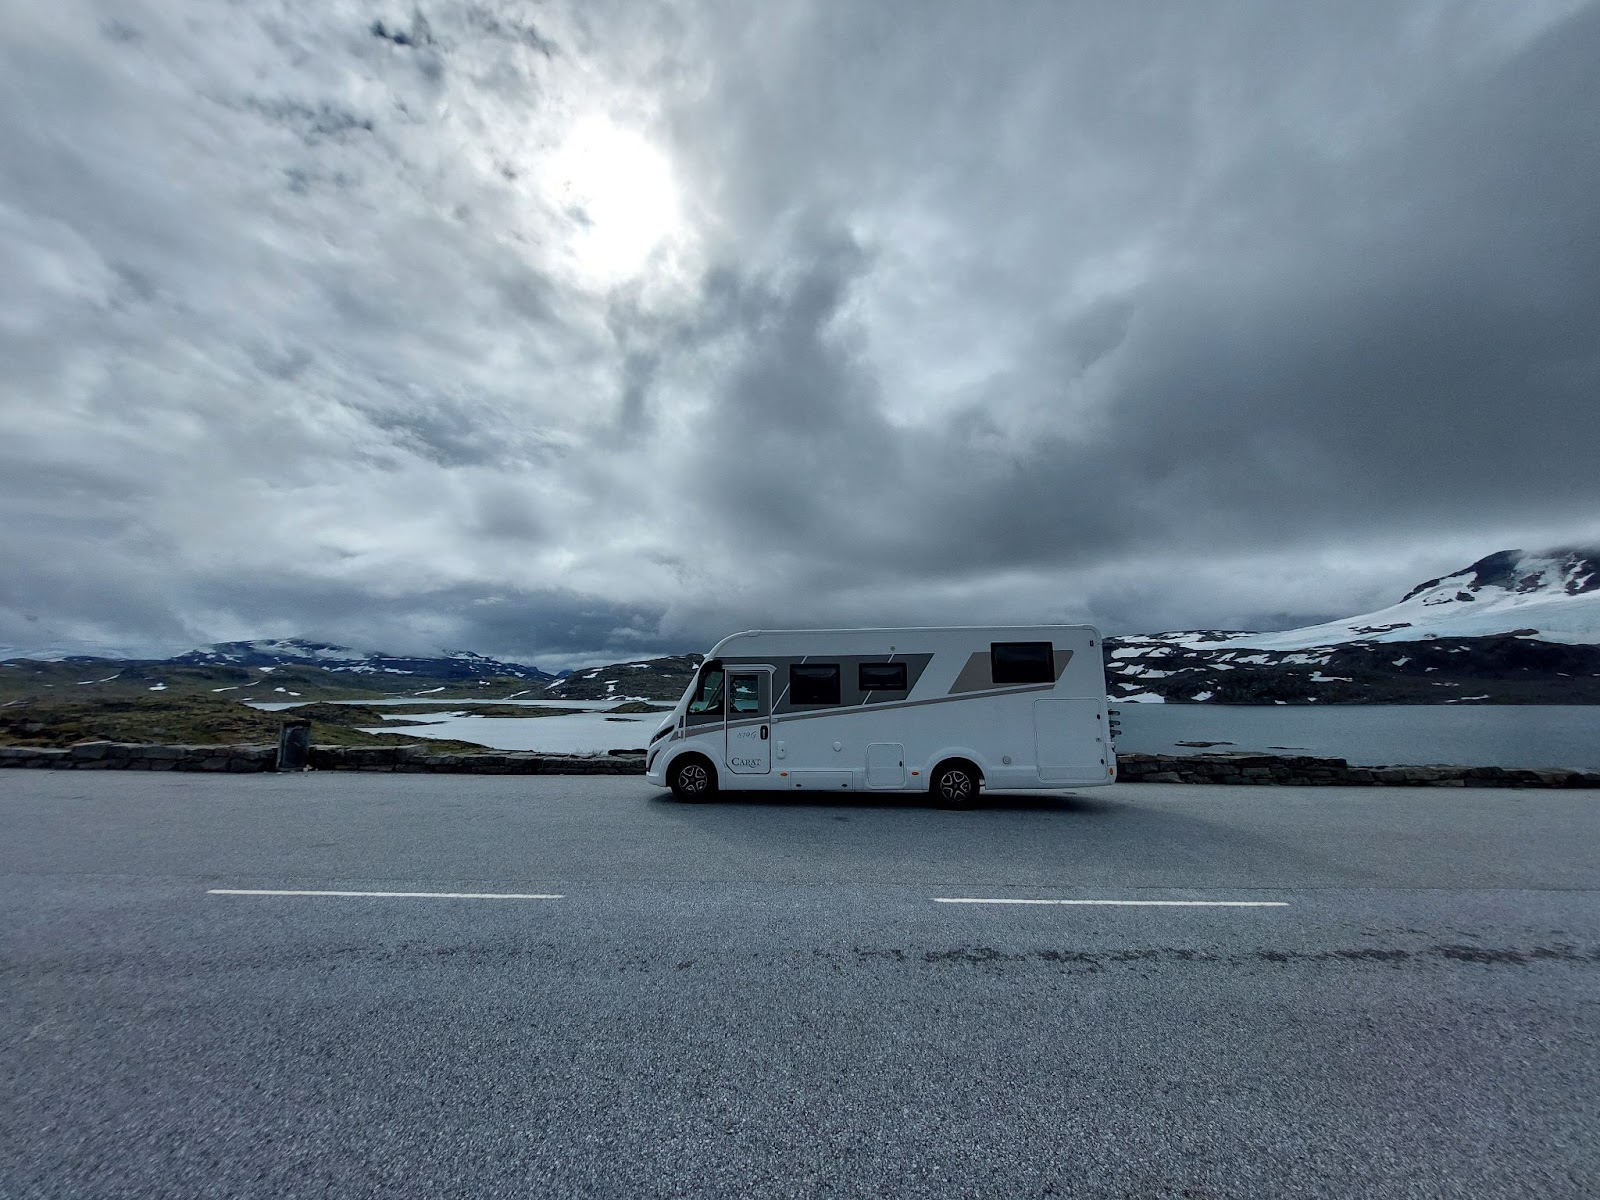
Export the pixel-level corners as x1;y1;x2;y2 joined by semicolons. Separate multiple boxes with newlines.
0;638;559;705
3;548;1596;705
172;639;559;681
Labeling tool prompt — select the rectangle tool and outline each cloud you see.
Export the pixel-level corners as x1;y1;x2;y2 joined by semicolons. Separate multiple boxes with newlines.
3;0;1598;664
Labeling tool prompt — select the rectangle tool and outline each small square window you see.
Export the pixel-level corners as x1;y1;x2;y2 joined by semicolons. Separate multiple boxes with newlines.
858;662;907;692
789;664;841;706
729;674;762;714
990;641;1054;685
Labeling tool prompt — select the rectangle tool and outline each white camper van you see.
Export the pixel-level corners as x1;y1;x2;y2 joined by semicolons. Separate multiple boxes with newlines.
644;626;1116;806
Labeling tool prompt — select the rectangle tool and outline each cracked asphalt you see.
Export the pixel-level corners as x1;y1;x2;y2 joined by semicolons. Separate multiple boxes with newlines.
3;772;1597;1198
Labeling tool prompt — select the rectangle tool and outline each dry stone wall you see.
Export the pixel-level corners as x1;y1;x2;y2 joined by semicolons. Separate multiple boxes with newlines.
1;743;1596;787
0;742;646;774
1114;752;1600;788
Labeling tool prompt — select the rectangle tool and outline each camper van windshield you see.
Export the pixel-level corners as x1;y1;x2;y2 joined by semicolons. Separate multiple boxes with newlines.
688;666;724;714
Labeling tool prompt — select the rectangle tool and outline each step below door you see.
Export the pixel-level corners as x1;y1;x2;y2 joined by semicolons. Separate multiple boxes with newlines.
1033;699;1106;783
866;743;905;789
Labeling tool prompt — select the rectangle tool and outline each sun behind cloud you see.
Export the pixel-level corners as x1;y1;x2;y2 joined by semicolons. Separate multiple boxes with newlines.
547;115;682;287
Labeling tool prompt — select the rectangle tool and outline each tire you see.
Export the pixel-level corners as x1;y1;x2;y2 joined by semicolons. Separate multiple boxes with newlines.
669;755;717;802
930;760;980;809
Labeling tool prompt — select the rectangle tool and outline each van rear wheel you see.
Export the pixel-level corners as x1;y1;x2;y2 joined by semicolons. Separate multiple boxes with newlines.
669;755;717;802
931;761;980;809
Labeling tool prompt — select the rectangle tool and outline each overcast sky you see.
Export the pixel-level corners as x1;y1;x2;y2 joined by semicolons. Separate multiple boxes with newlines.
3;0;1598;667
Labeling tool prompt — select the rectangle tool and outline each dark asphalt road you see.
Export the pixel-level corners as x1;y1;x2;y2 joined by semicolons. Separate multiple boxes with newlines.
3;773;1597;1199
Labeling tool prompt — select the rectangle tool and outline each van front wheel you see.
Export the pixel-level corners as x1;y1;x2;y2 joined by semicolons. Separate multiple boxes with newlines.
931;761;980;809
669;755;717;802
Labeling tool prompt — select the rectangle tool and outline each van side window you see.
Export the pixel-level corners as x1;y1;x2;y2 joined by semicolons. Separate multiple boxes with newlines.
789;664;841;705
858;662;907;692
990;641;1054;684
729;674;762;713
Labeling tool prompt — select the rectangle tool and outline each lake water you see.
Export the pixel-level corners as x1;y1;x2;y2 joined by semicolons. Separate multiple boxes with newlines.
360;710;663;754
1115;704;1599;771
250;699;629;711
246;699;669;755
251;698;1597;768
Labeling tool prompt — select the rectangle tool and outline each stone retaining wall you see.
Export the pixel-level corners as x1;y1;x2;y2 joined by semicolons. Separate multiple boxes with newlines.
1115;752;1600;788
0;743;646;774
2;743;1596;787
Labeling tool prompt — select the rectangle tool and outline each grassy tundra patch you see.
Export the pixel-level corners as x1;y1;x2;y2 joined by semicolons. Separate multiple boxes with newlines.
0;695;489;750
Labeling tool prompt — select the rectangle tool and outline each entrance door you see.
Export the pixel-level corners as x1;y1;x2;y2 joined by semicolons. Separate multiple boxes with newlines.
724;670;772;775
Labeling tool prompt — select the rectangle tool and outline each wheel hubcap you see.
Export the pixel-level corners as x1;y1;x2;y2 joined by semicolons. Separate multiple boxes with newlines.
681;765;707;792
940;773;971;800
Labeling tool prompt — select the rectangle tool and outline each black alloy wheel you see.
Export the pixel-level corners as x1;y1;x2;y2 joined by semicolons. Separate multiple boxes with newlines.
931;761;979;809
669;756;716;802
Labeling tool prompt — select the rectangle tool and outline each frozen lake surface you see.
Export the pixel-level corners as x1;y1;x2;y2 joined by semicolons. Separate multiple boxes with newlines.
356;710;661;754
1116;704;1599;771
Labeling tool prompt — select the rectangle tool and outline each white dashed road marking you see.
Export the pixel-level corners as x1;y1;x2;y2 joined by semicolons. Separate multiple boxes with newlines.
933;897;1289;907
208;889;564;900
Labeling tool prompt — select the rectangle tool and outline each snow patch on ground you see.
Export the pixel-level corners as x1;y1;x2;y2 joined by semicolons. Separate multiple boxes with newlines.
1118;666;1173;679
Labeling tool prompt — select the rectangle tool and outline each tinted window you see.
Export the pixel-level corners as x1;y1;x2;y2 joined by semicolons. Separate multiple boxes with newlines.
990;641;1054;684
858;662;908;692
730;674;762;713
789;664;841;706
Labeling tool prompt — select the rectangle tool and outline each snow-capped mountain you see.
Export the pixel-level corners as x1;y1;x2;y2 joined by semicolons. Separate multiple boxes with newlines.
1104;547;1600;704
172;639;555;681
1135;547;1600;653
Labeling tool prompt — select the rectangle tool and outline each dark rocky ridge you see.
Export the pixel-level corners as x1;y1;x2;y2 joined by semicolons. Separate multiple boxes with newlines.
540;655;703;701
1104;634;1600;704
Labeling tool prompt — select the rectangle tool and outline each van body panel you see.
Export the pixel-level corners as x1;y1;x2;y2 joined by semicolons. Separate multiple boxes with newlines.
866;743;905;789
645;626;1115;795
1034;698;1108;783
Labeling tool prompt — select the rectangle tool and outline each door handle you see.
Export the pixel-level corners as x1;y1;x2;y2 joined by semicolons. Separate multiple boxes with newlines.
760;725;769;740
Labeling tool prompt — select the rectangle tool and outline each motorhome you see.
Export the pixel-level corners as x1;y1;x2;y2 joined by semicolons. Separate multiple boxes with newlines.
644;626;1116;806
